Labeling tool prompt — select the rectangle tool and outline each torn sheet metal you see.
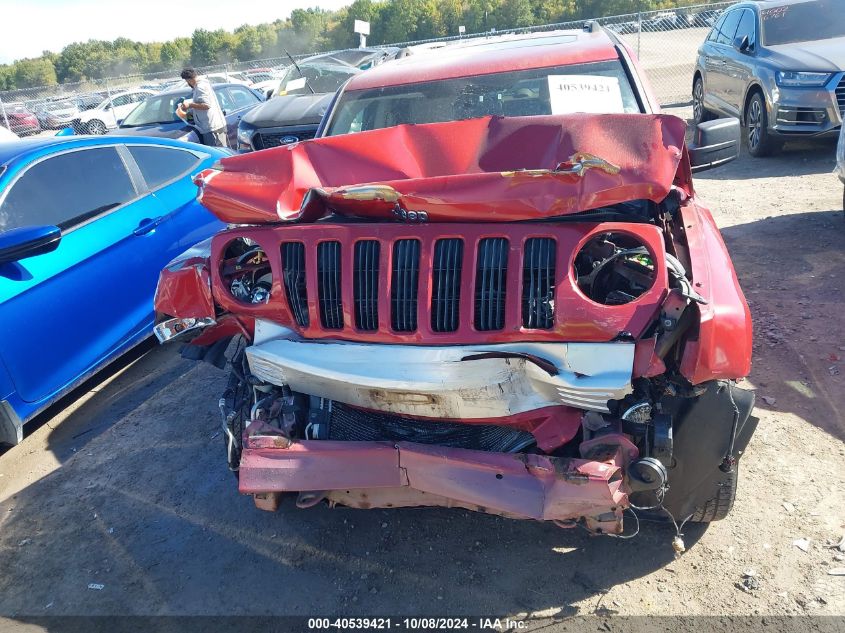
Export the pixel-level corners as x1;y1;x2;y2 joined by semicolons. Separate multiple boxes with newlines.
194;113;688;225
245;338;635;417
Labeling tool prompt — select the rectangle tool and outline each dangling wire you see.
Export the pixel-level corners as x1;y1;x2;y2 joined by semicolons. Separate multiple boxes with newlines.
721;381;741;473
604;508;640;540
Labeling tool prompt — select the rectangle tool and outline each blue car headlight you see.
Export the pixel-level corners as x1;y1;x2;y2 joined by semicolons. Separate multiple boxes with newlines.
775;71;832;88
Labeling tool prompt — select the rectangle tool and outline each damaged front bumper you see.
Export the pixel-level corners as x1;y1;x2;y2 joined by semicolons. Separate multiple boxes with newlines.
239;434;635;533
245;338;635;417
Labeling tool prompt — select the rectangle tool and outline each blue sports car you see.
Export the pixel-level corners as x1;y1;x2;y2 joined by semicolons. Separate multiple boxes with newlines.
0;136;228;445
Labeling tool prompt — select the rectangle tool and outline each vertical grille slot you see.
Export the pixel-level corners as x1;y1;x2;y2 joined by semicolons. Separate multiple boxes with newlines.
354;240;380;331
474;238;509;331
431;239;463;332
522;238;556;329
391;239;420;332
837;76;845;116
317;241;344;329
281;242;309;328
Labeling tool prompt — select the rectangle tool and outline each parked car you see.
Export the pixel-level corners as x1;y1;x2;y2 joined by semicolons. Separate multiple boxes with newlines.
73;93;105;112
155;26;756;536
38;100;81;129
205;72;251;86
110;83;263;149
236;48;398;151
0;136;229;446
693;0;845;156
1;104;41;136
645;11;680;31
71;89;155;135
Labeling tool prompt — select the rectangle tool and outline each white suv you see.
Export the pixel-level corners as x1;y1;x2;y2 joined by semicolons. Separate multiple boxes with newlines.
75;90;155;135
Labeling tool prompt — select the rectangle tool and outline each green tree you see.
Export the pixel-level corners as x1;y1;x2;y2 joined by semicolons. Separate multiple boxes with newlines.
12;58;57;88
160;40;186;70
190;29;235;66
498;0;536;28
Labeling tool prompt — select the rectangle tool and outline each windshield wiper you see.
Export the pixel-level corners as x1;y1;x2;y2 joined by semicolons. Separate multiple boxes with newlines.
284;48;316;94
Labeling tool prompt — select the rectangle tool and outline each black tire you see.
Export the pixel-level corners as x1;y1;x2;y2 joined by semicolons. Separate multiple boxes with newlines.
744;92;780;157
689;465;738;522
86;119;107;135
692;76;715;125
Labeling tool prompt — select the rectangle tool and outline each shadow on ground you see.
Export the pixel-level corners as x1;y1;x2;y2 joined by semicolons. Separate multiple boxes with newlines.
0;346;705;618
721;210;845;442
0;340;195;462
695;138;838;182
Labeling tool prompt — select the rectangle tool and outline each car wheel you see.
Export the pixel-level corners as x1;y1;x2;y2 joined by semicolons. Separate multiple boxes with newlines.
692;77;714;125
86;119;107;135
745;92;780;157
689;465;738;522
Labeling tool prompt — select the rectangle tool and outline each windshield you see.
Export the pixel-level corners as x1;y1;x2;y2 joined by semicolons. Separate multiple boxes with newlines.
276;63;358;95
326;60;640;136
762;1;845;45
121;92;186;126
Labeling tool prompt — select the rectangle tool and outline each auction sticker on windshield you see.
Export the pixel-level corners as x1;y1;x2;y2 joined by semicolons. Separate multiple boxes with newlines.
547;75;624;114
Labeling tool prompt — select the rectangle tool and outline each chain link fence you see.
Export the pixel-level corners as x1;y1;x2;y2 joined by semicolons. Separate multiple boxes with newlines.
0;2;731;136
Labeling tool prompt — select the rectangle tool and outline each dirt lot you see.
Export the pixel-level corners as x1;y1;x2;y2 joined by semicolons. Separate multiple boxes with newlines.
0;131;843;629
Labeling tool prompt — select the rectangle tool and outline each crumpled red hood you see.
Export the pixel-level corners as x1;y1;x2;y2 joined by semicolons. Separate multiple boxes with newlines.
196;113;688;224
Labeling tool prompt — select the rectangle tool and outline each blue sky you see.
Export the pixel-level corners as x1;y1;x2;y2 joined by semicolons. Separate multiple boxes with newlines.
0;0;351;64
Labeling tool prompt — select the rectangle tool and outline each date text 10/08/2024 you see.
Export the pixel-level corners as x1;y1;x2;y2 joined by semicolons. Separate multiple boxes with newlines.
307;618;528;630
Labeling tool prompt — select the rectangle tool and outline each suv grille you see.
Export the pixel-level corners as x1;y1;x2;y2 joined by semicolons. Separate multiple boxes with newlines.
317;241;343;329
522;238;556;329
255;127;317;149
474;238;509;331
353;240;380;331
431;239;464;333
391;240;421;332
254;224;666;342
281;242;309;327
836;75;845;117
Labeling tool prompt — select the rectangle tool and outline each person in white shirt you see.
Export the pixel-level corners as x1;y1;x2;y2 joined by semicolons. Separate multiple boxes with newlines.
177;68;229;148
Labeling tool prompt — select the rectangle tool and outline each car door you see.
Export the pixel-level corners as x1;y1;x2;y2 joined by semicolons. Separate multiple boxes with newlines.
0;144;175;404
721;8;758;115
124;144;224;258
702;8;743;113
219;86;262;148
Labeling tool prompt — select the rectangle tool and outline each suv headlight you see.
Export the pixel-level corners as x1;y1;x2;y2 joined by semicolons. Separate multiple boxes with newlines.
237;123;254;149
775;71;832;87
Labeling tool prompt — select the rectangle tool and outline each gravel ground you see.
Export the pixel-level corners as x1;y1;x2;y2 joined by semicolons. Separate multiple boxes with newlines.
0;128;843;630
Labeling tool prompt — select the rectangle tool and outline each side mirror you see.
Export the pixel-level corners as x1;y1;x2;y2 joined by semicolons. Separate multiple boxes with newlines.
0;225;62;264
116;118;124;126
733;35;751;52
689;118;740;173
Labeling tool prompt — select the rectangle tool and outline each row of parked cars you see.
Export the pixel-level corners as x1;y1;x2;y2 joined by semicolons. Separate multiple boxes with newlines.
0;67;283;138
0;0;841;535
